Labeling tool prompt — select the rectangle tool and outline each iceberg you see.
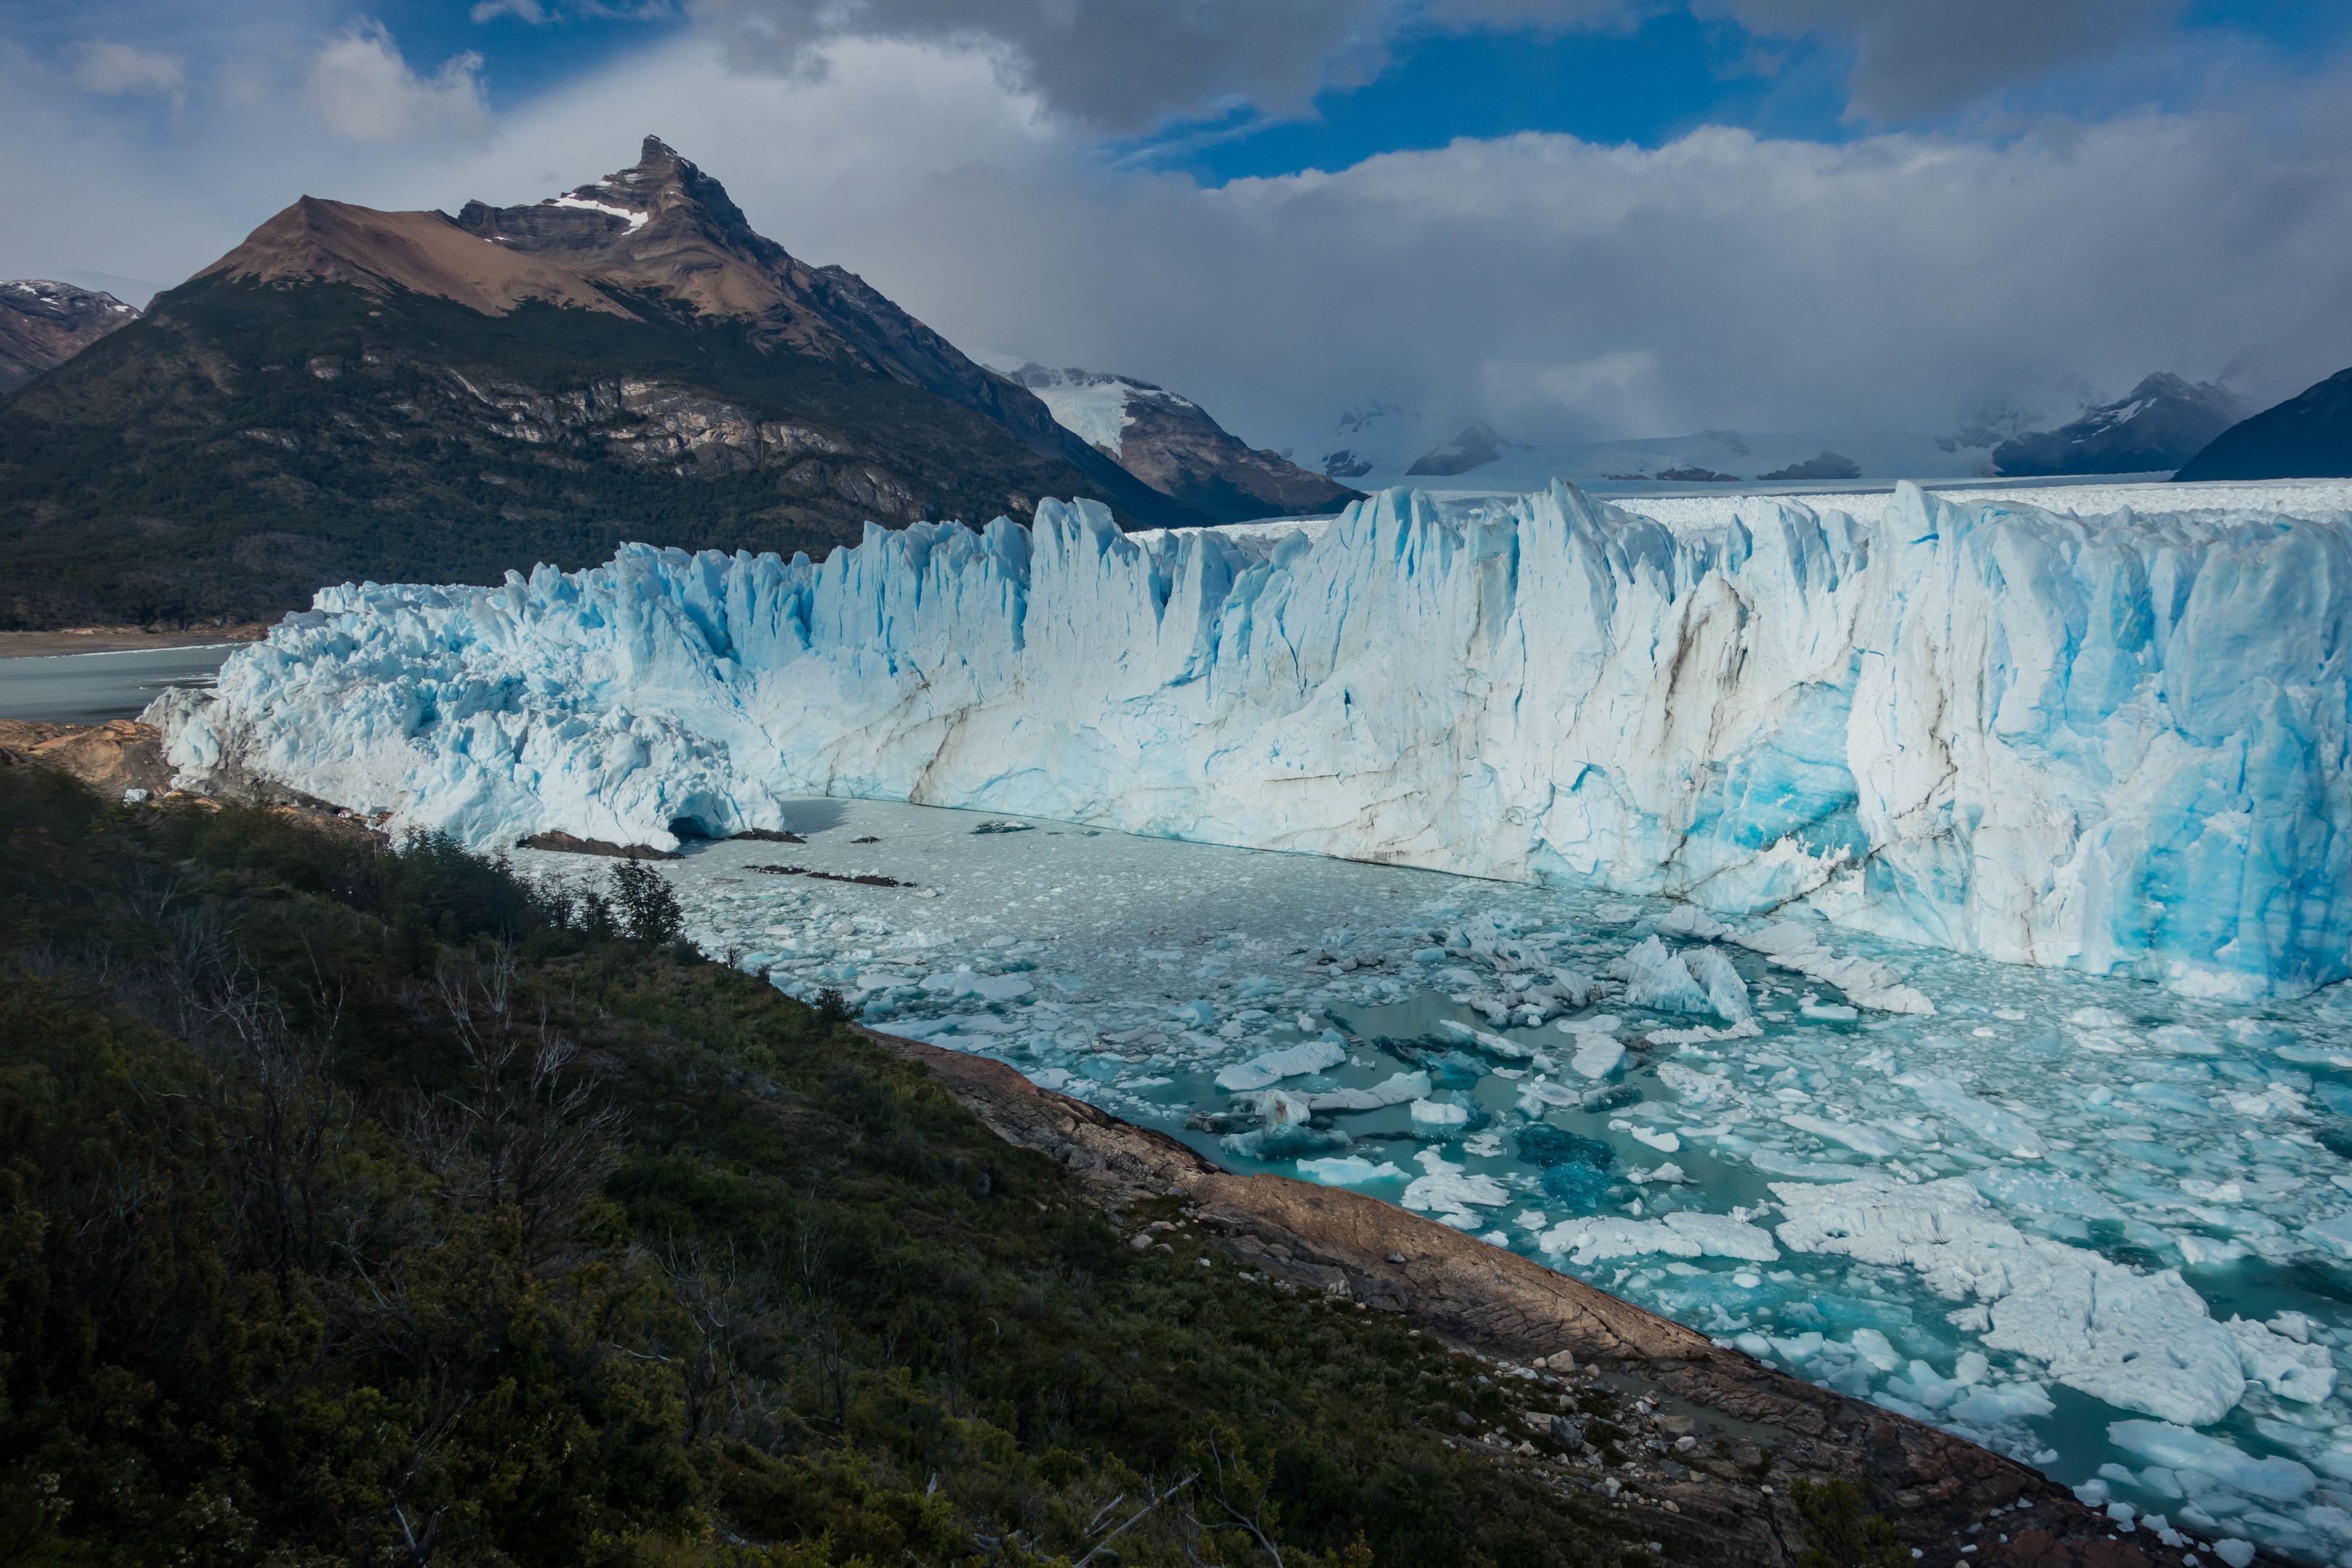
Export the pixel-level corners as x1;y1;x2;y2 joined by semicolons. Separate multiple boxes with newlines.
154;479;2352;997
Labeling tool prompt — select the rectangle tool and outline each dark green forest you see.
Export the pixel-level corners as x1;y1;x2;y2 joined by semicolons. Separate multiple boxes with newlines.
0;277;1163;629
0;764;1643;1567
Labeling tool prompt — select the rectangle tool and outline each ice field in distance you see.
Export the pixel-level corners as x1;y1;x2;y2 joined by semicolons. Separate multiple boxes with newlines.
555;795;2352;1565
156;475;2352;1000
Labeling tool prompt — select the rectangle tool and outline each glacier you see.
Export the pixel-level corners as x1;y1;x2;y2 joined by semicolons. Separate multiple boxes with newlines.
154;479;2352;1000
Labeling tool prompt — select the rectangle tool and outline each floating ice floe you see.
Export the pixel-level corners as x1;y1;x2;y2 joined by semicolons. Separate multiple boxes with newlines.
1214;1037;1347;1091
1536;1210;1778;1266
2107;1421;2319;1503
1899;1074;2048;1159
1401;1149;1511;1226
1736;922;1937;1014
1569;1035;1627;1079
1409;1097;1473;1130
1295;1156;1407;1186
1304;1070;1431;1111
1774;1176;2246;1425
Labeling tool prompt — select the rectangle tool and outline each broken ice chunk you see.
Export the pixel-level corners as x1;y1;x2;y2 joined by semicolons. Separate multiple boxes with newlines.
2226;1317;2337;1404
1535;1215;1702;1265
2149;1024;2221;1055
1304;1070;1432;1112
1686;947;1755;1025
1569;1035;1626;1079
1648;905;1731;940
1409;1097;1473;1130
1606;936;1713;1013
1214;1038;1348;1091
1781;1111;1901;1156
1969;1167;2126;1220
1899;1074;2046;1158
1657;1061;1731;1106
1514;1077;1581;1114
1402;1148;1510;1225
2107;1421;2318;1503
1948;1381;2055;1424
2179;1234;2253;1267
1221;1088;1349;1159
1749;1149;1873;1181
1774;1175;2246;1426
1437;1017;1535;1058
918;969;1034;1003
1734;922;1935;1014
1295;1155;1406;1186
1660;1211;1779;1261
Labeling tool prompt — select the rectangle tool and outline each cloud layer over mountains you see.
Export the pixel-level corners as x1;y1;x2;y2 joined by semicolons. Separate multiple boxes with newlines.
4;0;2351;460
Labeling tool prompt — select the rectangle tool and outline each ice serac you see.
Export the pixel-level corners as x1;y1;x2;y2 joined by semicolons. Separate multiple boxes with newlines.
153;480;2352;999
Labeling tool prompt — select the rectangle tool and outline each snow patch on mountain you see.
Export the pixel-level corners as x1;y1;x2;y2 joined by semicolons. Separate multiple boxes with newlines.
997;363;1194;457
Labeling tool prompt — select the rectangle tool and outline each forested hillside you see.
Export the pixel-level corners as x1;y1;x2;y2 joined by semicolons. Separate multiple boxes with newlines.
0;766;1651;1567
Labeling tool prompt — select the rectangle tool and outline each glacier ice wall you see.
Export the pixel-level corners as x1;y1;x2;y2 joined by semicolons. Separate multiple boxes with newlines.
154;481;2352;999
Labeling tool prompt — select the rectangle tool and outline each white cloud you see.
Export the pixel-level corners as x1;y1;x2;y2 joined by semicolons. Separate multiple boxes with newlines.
471;0;552;21
68;41;186;110
303;21;491;144
801;97;2352;451
1485;350;1665;431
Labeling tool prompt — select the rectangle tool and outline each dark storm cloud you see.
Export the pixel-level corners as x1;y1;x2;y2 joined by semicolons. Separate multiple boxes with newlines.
682;0;1404;134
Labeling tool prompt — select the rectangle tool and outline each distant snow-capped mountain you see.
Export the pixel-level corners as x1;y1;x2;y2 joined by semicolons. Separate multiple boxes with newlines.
1313;407;1988;492
1990;372;2243;477
1001;363;1361;523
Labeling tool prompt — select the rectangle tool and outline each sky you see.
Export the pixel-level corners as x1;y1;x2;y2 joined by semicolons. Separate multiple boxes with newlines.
4;0;2351;461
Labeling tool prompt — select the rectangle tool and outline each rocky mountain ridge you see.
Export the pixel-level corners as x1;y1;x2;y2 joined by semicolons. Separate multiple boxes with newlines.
0;279;137;394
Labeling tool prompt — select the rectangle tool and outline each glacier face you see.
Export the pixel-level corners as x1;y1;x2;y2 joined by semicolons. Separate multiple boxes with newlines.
154;481;2352;999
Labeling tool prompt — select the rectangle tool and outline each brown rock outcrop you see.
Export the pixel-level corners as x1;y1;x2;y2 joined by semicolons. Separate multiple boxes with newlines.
0;718;171;796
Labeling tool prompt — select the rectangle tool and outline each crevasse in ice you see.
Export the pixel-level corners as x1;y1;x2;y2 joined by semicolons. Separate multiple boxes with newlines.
153;480;2352;999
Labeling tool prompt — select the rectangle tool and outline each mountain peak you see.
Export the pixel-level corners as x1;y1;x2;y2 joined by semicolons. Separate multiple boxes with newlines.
176;139;1205;528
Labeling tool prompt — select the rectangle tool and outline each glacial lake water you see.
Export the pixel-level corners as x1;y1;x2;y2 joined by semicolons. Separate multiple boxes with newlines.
0;644;238;724
515;798;2352;1564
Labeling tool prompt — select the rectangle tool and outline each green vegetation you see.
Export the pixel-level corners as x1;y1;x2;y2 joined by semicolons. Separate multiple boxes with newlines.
0;765;1637;1566
0;276;1138;629
1790;1481;1912;1568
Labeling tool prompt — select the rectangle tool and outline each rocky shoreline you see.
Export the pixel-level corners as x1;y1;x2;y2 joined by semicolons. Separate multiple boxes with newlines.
865;1026;2204;1568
